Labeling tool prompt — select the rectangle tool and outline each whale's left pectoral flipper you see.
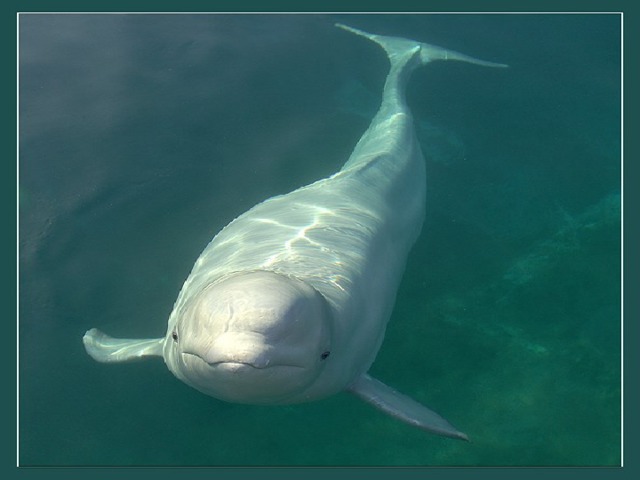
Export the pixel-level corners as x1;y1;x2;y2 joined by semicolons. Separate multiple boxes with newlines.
83;328;164;363
348;374;469;440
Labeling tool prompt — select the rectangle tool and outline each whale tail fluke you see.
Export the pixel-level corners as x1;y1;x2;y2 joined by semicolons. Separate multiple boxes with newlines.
83;328;164;363
335;23;508;69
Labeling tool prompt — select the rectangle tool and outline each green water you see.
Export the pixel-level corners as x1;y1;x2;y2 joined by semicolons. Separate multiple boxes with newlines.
18;13;620;465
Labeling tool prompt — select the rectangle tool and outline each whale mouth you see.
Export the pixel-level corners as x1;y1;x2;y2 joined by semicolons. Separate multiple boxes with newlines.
210;361;306;374
209;360;304;370
183;353;304;371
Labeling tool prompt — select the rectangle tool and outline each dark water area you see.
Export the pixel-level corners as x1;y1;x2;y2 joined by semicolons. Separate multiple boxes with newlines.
18;13;621;465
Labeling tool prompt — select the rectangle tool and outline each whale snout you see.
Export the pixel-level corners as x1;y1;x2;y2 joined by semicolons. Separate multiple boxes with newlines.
183;331;306;370
183;331;272;368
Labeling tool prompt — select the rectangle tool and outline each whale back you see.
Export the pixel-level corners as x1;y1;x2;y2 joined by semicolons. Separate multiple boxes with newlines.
162;25;506;401
161;28;438;400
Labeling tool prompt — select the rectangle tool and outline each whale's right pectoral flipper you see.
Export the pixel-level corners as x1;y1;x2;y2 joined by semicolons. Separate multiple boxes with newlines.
348;374;469;440
83;328;164;363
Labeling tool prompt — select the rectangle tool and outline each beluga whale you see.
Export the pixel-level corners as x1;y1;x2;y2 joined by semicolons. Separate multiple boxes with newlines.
83;23;506;440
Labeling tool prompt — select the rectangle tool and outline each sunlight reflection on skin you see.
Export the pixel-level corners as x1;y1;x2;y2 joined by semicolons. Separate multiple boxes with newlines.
186;197;373;309
253;205;351;293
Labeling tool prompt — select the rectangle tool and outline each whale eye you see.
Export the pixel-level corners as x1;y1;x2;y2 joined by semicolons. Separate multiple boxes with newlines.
320;351;330;360
171;330;179;342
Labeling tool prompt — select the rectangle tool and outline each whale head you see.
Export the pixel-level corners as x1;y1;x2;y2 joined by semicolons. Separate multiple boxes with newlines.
164;271;333;404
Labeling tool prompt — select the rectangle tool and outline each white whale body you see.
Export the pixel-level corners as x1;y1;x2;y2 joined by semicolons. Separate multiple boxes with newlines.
83;23;506;440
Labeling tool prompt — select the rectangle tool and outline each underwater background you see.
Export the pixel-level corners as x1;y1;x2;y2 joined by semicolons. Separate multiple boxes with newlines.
18;13;621;466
